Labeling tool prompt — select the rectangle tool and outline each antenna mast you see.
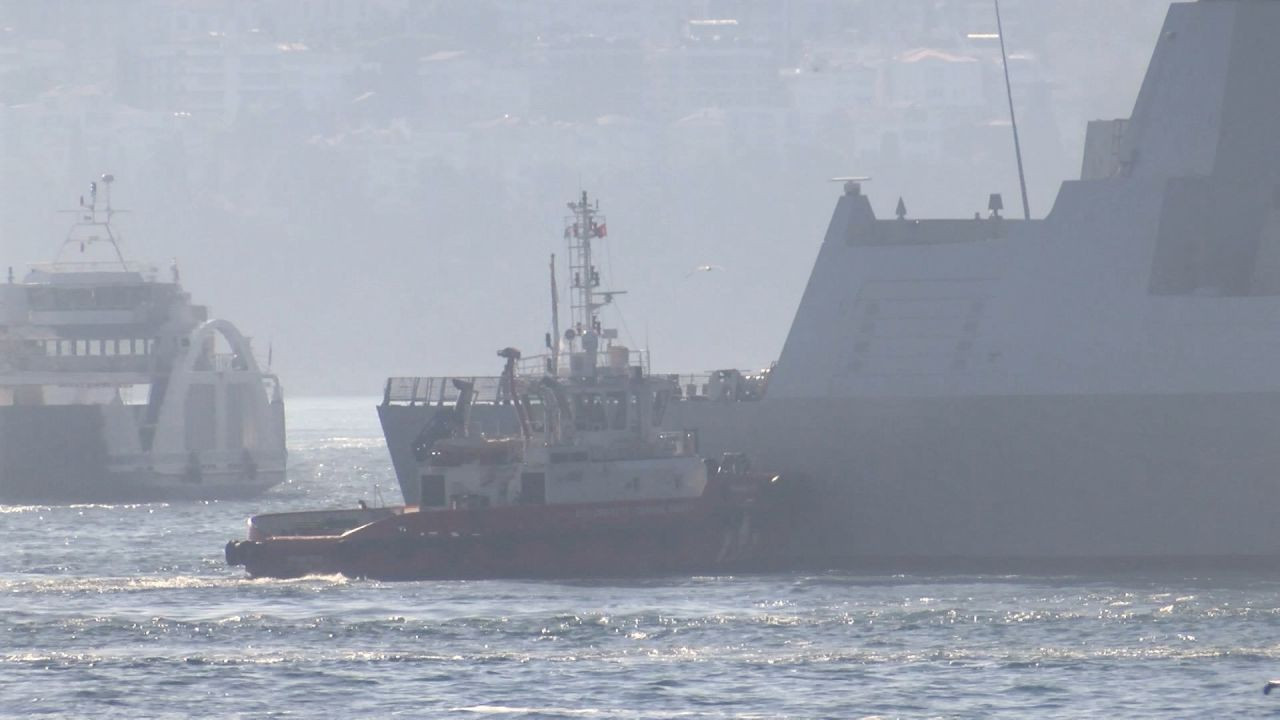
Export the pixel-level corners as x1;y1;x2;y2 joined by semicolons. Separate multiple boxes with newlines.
61;173;128;268
549;253;561;375
562;191;622;376
995;0;1031;221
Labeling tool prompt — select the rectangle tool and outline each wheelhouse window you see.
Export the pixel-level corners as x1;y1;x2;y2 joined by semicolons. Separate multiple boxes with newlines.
608;392;627;430
573;393;609;431
652;390;670;426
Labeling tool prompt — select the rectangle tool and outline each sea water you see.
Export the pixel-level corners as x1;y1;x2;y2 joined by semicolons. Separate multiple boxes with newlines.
3;397;1280;718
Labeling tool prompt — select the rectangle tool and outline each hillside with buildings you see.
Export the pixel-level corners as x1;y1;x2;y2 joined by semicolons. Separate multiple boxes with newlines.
0;0;1170;393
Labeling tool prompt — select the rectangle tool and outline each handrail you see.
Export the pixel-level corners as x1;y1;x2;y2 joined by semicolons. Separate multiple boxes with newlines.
27;260;158;277
383;366;773;405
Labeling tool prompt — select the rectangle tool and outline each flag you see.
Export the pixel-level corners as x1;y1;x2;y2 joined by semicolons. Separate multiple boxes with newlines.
596;223;607;237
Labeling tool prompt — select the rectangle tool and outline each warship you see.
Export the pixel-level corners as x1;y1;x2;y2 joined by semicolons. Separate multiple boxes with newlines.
0;176;286;502
381;0;1280;562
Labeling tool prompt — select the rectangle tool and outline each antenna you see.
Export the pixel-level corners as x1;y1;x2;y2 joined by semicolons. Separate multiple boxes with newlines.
549;253;561;375
59;173;130;268
562;191;625;378
830;176;871;196
995;0;1031;221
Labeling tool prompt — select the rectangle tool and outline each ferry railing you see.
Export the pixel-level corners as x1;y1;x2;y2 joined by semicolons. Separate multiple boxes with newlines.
26;260;159;279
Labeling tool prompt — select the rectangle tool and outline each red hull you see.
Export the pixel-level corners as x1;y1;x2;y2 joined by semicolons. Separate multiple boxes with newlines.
226;475;805;580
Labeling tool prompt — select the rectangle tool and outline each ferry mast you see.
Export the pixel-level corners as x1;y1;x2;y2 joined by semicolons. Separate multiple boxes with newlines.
59;173;128;269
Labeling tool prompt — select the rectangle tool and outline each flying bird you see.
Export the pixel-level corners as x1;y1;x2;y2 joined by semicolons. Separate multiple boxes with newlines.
684;264;724;278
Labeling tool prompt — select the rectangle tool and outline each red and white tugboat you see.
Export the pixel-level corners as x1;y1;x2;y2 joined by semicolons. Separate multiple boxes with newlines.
225;192;805;580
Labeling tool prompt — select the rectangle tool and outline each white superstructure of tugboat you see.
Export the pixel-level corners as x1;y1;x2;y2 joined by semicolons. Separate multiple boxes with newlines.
404;192;708;510
0;175;286;502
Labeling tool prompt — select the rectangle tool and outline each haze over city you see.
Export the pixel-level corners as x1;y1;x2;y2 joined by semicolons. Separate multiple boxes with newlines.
0;0;1171;394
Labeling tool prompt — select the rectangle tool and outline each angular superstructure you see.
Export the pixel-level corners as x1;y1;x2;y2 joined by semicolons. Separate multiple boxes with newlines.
664;0;1280;559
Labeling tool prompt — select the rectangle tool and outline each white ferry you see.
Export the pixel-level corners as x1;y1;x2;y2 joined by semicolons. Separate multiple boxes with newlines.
0;175;286;502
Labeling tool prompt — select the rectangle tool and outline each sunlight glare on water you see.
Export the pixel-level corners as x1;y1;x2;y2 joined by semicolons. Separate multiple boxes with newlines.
2;398;1280;718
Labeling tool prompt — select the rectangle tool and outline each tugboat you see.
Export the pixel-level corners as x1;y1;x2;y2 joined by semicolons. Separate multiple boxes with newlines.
0;175;286;502
226;192;804;580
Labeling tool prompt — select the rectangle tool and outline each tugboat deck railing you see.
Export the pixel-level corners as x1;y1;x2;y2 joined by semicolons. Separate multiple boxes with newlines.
383;369;768;406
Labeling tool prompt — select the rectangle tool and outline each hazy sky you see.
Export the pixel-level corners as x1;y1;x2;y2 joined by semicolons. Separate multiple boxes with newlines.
0;0;1175;395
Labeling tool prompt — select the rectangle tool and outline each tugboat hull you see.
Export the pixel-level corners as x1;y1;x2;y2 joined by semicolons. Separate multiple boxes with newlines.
227;475;806;580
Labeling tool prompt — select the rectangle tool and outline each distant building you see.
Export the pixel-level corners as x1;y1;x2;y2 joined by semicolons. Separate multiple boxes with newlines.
119;31;353;127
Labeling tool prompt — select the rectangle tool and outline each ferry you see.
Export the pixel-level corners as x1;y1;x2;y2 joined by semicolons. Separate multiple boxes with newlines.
0;175;286;502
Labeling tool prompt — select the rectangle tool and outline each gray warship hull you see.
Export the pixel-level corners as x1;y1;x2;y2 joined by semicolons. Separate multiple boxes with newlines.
380;0;1280;562
380;389;1280;561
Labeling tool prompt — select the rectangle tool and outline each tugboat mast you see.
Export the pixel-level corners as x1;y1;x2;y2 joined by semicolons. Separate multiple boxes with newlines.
562;191;623;376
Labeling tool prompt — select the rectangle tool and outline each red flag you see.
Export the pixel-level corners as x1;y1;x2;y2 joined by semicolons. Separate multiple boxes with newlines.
596;223;607;237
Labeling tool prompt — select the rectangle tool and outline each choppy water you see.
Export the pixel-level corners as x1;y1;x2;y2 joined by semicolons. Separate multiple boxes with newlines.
5;398;1280;718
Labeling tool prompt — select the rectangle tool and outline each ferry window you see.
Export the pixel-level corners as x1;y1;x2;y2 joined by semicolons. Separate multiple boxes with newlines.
146;339;156;355
88;340;101;357
27;287;52;311
58;339;70;356
75;340;86;356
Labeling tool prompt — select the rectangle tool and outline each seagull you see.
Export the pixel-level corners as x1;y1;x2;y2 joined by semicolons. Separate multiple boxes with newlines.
684;264;724;278
1264;680;1280;695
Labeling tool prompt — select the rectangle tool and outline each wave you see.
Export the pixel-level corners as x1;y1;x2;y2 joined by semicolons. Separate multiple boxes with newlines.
8;642;1280;671
0;502;169;513
0;573;349;594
